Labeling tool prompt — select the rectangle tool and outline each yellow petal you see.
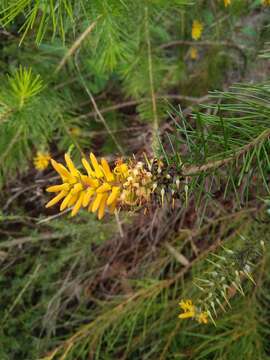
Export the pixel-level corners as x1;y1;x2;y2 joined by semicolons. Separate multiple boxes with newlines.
90;153;103;178
107;186;120;205
71;183;83;194
98;193;109;220
68;194;78;207
82;188;94;207
81;175;99;188
88;200;94;212
101;158;114;182
178;311;195;319
60;191;73;211
46;184;70;192
64;153;78;176
71;192;84;216
51;159;71;179
82;158;96;178
96;183;111;193
91;193;103;213
46;190;67;208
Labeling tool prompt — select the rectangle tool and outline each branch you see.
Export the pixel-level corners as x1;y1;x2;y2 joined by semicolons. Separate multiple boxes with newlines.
183;129;270;176
55;18;100;73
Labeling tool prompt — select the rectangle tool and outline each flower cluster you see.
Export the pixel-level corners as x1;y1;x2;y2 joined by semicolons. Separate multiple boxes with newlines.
178;299;208;324
34;151;51;171
46;153;130;219
262;0;270;5
191;20;203;41
45;153;187;219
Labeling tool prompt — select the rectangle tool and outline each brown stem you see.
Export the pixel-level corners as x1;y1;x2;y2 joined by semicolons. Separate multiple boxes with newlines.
183;129;270;176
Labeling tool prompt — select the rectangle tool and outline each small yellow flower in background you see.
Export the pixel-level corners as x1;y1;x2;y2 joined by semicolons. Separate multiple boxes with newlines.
34;151;51;171
178;300;196;319
197;312;208;324
224;0;231;7
262;0;270;5
179;299;208;324
189;47;198;60
191;20;203;41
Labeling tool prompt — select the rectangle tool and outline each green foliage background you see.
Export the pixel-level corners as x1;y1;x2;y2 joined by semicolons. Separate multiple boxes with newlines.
0;0;270;359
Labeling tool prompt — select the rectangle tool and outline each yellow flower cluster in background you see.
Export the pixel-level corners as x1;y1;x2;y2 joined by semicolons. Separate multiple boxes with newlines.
189;47;198;60
191;20;203;41
262;0;270;5
34;151;51;171
224;0;231;7
179;299;208;324
45;153;155;219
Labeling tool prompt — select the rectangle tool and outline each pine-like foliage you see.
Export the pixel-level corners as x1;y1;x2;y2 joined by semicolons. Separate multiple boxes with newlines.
0;1;270;360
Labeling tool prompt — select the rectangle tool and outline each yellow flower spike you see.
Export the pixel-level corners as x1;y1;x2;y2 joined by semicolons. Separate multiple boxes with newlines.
98;193;109;220
45;190;67;208
107;186;120;206
101;158;115;182
71;192;84;217
47;184;70;192
82;188;94;207
64;153;78;177
91;193;103;213
192;20;203;40
96;183;111;193
82;158;96;178
60;191;74;211
90;153;104;178
50;159;72;180
46;154;141;219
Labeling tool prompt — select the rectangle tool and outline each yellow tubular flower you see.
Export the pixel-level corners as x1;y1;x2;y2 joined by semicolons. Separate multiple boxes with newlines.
179;311;195;319
192;20;203;41
101;158;115;182
45;190;67;208
90;152;103;178
34;151;51;171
